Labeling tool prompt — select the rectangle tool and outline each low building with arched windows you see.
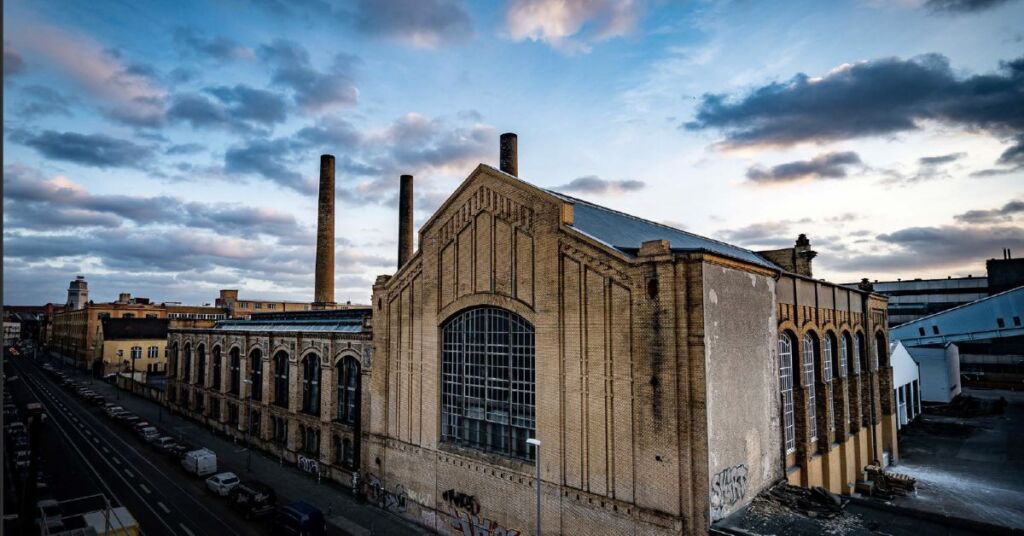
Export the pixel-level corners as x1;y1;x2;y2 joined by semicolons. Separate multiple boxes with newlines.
165;308;372;484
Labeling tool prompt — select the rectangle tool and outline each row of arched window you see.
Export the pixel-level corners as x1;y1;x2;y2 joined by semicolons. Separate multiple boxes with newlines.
777;329;887;455
168;342;361;424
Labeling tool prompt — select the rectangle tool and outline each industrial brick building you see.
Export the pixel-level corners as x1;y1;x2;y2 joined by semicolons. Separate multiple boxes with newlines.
165;135;895;535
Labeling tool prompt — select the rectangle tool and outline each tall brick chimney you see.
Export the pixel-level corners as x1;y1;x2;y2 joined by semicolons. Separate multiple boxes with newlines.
500;132;518;176
314;154;335;308
398;174;414;269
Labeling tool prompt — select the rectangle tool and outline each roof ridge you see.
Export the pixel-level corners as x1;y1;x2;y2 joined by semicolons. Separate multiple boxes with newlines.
546;188;768;258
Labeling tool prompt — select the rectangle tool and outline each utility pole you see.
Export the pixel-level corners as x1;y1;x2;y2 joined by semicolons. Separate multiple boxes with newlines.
527;438;541;536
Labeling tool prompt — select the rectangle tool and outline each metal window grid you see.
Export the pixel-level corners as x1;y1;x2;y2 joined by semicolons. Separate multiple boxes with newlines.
778;334;796;453
441;307;535;461
250;350;263;401
274;352;289;407
802;334;818;442
302;355;321;415
823;337;834;431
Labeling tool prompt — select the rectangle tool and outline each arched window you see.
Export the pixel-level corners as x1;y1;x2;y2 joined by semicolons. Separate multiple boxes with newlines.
802;333;819;443
342;438;354;469
822;333;835;431
875;332;887;369
197;344;207;386
212;346;222;390
441;307;535;460
184;344;193;382
169;342;178;378
843;333;856;376
249;349;263;401
855;332;866;374
229;348;241;396
778;333;796;454
333;435;343;465
302;354;321;416
301;425;320;456
337;357;360;425
273;351;289;408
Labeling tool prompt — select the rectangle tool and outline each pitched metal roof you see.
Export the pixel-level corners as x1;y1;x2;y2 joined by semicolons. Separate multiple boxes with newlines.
211;308;370;334
547;190;780;270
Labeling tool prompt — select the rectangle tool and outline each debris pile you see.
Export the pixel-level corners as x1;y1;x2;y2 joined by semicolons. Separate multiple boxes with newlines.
924;394;1007;417
750;480;848;519
860;465;917;500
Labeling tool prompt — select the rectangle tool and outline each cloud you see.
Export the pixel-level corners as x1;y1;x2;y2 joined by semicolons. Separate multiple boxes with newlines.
167;85;287;131
165;143;205;156
4;41;26;76
15;85;75;118
554;175;646;194
717;219;812;249
954;199;1024;224
12;23;166;126
829;225;1024;274
880;151;967;185
351;0;473;47
259;40;359;111
918;152;967;166
685;54;1024;157
10;130;155;169
925;0;1017;14
173;28;254;62
505;0;641;53
745;151;863;184
224;138;314;193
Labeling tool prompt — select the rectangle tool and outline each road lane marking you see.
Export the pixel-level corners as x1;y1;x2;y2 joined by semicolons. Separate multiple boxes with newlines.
139;483;151;494
158;501;170;514
180;523;196;536
101;446;110;454
112;457;121;465
124;469;134;478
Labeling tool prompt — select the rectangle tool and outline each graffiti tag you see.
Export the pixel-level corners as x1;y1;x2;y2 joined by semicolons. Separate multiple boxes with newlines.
710;464;748;521
449;508;520;536
365;473;407;512
442;489;480;515
297;455;320;476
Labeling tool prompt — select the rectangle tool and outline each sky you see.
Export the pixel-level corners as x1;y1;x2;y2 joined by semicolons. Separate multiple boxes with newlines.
3;0;1023;306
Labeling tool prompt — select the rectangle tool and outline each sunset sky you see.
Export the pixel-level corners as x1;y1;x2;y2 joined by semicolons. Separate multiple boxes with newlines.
4;0;1023;306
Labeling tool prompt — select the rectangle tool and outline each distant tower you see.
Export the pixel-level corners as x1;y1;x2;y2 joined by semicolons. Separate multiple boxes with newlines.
67;276;88;310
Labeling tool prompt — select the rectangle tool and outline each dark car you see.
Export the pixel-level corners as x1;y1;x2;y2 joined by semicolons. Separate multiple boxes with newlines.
228;480;277;519
166;442;196;460
273;501;326;536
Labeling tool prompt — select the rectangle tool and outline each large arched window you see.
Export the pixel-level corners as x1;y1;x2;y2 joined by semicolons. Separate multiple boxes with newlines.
183;344;192;382
249;349;263;401
802;333;819;443
273;351;289;408
441;307;535;461
301;354;321;416
197;344;207;386
875;332;888;369
842;333;855;376
855;332;866;374
778;333;796;454
229;348;241;396
337;357;360;425
169;342;179;378
212;346;222;390
822;333;835;432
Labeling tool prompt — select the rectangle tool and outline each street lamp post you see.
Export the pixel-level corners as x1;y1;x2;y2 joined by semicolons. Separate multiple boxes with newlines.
526;438;541;536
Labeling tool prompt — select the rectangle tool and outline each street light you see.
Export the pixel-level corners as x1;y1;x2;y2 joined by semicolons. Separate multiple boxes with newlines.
526;438;541;536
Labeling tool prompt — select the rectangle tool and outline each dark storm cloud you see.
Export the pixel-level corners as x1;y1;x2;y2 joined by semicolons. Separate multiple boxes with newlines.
173;28;254;62
554;175;646;195
16;85;75;118
4;42;26;76
925;0;1017;14
10;130;154;169
686;54;1024;155
954;199;1024;224
258;40;359;111
745;152;862;184
351;0;473;46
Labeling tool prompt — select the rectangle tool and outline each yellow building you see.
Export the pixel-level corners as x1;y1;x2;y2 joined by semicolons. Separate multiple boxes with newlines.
94;318;169;377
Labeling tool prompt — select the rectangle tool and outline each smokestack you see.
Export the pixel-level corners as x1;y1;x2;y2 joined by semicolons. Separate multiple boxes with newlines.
398;174;414;268
500;132;518;176
314;154;335;307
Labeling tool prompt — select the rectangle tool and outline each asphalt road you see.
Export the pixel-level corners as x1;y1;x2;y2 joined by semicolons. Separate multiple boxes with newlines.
8;354;270;536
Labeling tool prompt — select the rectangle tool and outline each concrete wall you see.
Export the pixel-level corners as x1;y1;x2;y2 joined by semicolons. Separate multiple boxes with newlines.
701;262;782;522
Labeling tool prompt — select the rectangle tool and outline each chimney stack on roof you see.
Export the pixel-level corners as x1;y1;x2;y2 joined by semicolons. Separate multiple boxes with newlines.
398;174;414;269
500;132;518;176
313;154;336;308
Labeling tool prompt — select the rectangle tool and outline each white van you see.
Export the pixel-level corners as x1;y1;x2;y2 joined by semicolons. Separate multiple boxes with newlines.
181;448;217;477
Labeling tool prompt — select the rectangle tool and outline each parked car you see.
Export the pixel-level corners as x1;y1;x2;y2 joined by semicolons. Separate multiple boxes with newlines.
228;480;277;519
153;436;178;453
139;426;160;443
131;421;152;434
205;472;240;496
273;501;326;536
182;448;217;476
105;405;125;417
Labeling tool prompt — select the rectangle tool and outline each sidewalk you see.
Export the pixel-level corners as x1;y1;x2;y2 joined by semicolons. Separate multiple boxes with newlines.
49;356;430;536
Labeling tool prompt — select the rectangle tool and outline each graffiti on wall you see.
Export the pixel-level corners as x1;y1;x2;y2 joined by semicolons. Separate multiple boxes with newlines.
710;464;748;521
365;473;407;512
297;455;320;476
442;489;480;515
448;509;521;536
